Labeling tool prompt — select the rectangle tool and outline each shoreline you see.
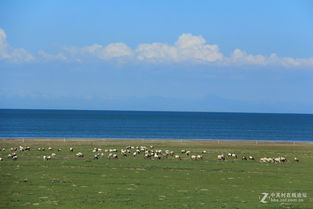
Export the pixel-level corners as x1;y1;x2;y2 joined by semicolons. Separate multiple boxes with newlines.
1;138;313;146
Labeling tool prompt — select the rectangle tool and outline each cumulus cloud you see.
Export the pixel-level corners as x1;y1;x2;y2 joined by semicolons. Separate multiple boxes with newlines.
224;49;313;68
136;34;223;63
0;28;34;62
1;27;313;68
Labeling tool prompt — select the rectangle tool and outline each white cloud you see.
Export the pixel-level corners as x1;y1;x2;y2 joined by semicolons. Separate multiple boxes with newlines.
38;50;67;61
64;43;132;60
136;33;223;63
224;49;313;68
1;27;313;68
0;28;34;62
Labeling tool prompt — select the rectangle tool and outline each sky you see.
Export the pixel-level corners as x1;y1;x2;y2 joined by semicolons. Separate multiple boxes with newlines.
1;0;313;113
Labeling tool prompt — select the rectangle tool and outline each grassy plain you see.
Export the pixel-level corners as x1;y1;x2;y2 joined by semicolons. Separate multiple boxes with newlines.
0;139;312;209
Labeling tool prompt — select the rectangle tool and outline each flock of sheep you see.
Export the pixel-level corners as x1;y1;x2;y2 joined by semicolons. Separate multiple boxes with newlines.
0;144;300;163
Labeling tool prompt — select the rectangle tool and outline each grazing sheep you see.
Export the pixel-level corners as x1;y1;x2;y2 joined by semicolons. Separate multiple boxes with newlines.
133;152;137;157
58;148;62;152
0;157;3;161
108;153;118;159
76;152;84;158
196;155;203;160
260;157;274;163
191;155;197;160
48;147;53;150
19;146;25;151
231;153;237;158
174;155;181;160
227;153;232;157
94;154;100;160
43;155;51;160
25;146;31;151
7;154;12;158
202;150;207;154
2;148;5;151
154;153;161;160
217;154;225;161
181;150;186;154
69;147;74;152
242;156;247;160
51;153;56;158
248;156;255;160
12;155;18;160
186;151;191;156
294;157;299;162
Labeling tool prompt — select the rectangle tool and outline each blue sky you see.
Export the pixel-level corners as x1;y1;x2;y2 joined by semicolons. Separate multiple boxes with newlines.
1;0;313;113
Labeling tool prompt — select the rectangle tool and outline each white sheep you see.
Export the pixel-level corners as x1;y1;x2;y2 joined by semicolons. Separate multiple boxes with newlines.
174;155;181;160
217;154;225;161
76;152;84;157
196;155;203;160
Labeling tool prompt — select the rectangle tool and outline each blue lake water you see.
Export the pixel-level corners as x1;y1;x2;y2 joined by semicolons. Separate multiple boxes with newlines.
0;109;313;141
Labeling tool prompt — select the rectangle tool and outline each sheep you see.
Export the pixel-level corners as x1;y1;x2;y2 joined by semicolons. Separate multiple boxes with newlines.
231;153;237;158
57;148;62;152
191;155;197;160
154;153;161;160
25;146;31;151
217;154;225;161
0;157;3;161
242;156;247;160
133;152;137;157
108;153;118;159
7;154;12;158
196;155;203;160
19;146;25;151
48;147;53;151
202;150;207;154
174;155;181;160
12;155;18;160
227;153;232;157
51;153;56;158
181;150;186;154
248;156;255;160
260;157;274;163
43;155;51;160
69;147;74;152
186;151;191;156
109;149;118;153
94;154;100;160
76;152;84;158
1;148;5;151
294;157;299;162
10;147;17;151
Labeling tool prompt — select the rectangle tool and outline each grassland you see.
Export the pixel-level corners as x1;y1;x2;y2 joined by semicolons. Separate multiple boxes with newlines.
0;139;313;209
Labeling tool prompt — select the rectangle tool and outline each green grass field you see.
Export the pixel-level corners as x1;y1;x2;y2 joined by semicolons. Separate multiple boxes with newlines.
0;139;312;209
